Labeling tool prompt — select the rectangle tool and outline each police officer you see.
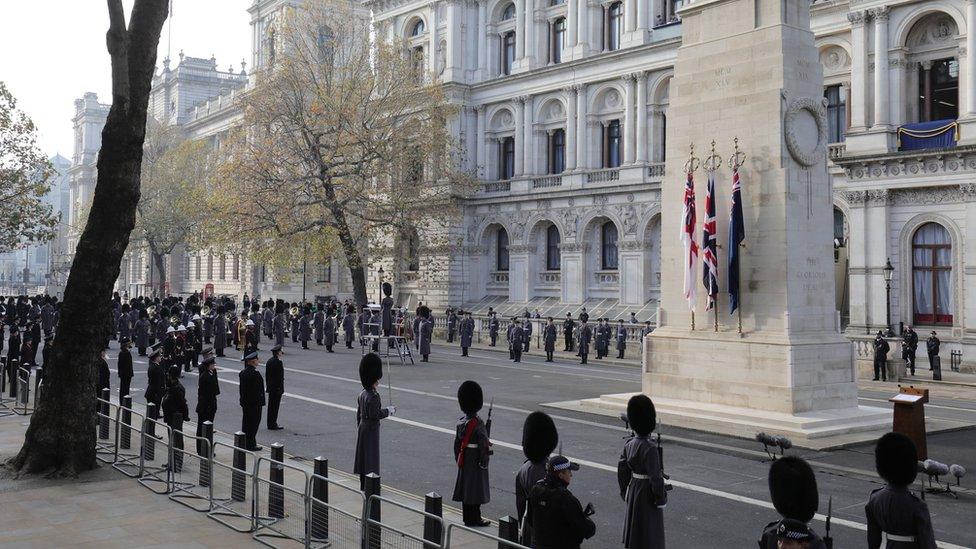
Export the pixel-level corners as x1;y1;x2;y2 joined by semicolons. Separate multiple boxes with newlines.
265;344;285;430
759;456;827;549
618;394;667;549
459;311;474;357
866;433;937;548
525;455;596;549
488;313;499;347
511;319;524;363
522;316;532;353
146;344;166;409
926;331;940;372
873;331;890;381
543;317;557;362
354;353;395;490
578;314;591;365
563;313;575;352
196;349;220;455
453;380;491;527
616;319;628;359
118;337;134;398
238;350;265;451
516;411;558;544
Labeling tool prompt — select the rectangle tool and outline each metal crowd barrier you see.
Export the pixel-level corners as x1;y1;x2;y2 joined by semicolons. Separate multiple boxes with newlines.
13;366;35;415
365;494;447;549
444;523;530;549
307;470;367;549
209;433;260;533
252;444;311;547
138;408;174;495
0;357;19;412
113;397;146;478
170;416;215;513
95;391;120;463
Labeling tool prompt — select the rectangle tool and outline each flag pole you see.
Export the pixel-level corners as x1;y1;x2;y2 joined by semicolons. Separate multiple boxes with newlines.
728;136;747;336
684;143;700;333
704;140;722;334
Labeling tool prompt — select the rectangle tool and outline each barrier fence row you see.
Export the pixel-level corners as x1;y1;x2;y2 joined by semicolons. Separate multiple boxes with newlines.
0;356;42;417
91;397;529;549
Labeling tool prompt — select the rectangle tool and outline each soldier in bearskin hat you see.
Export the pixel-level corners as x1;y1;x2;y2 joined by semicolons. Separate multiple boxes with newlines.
343;304;356;349
381;282;395;337
517;411;558;543
758;456;826;548
865;433;936;548
214;305;227;357
354;353;395;489
418;306;433;362
453;380;491;527
618;394;667;549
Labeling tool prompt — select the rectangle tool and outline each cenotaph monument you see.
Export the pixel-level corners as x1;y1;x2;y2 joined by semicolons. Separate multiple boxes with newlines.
580;0;890;445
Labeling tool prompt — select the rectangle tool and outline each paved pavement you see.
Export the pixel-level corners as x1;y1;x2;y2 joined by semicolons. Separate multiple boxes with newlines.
97;334;976;549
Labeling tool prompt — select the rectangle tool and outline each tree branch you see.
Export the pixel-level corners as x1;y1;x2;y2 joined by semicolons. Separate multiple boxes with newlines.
106;0;130;108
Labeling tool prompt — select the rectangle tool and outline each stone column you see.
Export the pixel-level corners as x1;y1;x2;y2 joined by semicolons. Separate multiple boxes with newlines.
922;61;933;121
635;71;648;163
523;95;535;175
969;0;976;115
560;242;587;304
446;1;462;80
625;0;637;33
429;2;441;76
566;87;578;170
478;0;488;79
623;74;636;164
872;7;890;128
568;0;579;48
636;0;648;32
576;84;588;169
515;0;526;61
476;105;487;178
525;0;536;65
578;0;589;51
514;97;526;176
848;11;869;130
509;245;531;302
889;54;907;127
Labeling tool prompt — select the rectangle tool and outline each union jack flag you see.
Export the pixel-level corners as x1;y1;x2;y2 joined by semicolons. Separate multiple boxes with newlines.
681;171;698;311
701;173;718;310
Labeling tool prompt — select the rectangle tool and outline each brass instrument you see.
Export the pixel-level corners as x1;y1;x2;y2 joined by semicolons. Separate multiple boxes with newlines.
147;305;157;316
290;306;299;316
202;305;211;316
170;315;180;326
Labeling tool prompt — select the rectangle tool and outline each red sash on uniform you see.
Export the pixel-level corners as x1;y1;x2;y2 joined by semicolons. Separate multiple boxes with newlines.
456;417;478;468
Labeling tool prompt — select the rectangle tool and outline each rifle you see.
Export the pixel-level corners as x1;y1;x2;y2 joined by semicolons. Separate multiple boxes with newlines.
485;398;494;450
824;496;833;549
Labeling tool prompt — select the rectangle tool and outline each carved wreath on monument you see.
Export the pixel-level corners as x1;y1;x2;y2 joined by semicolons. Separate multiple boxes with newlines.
784;97;827;167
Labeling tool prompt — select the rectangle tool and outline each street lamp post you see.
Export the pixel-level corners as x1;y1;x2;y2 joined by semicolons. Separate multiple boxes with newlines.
377;266;384;304
883;258;895;337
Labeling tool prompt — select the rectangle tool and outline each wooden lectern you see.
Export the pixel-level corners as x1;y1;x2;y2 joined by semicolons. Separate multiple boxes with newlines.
890;386;929;460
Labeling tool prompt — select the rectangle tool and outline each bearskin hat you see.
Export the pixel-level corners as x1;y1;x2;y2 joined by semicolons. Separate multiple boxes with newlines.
457;380;484;415
419;305;431;319
359;353;384;389
382;282;392;297
140;309;148;320
768;456;819;522
160;306;171;318
626;394;656;436
875;432;919;487
522;411;558;464
121;303;130;313
216;305;225;315
579;312;589;323
251;302;259;313
275;302;284;314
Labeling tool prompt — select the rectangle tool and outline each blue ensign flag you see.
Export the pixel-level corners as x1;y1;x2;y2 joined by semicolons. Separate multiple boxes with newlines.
728;165;745;314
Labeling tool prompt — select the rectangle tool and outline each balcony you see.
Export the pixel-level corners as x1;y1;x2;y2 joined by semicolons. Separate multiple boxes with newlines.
481;180;511;193
586;168;620;184
897;119;958;152
538;270;561;284
488;271;510;289
595;270;620;284
531;175;562;189
647;162;665;178
827;143;846;160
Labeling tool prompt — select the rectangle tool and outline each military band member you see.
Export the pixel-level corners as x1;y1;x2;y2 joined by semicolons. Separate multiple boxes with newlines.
203;302;215;344
265;344;285;430
185;321;200;372
239;351;265;451
459;311;474;357
214;306;227;357
488;313;499;347
173;324;188;378
758;456;826;549
273;303;286;348
244;319;259;356
526;456;596;549
196;350;220;455
262;300;274;339
517;411;558;544
146;345;166;409
619;395;667;549
523;317;532;353
249;303;262;348
453;380;491;527
354;353;395;490
314;307;325;346
563;313;575;352
543;317;557;362
418;306;432;361
343;305;356;349
118;337;134;397
866;433;937;549
290;303;300;343
616;319;628;359
134;310;149;356
323;308;336;352
297;308;311;350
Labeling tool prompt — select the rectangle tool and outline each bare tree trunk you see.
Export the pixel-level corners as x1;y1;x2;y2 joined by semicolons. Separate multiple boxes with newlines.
9;0;168;477
152;251;166;295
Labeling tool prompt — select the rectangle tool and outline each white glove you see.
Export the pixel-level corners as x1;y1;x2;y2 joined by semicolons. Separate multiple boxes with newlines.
387;405;397;416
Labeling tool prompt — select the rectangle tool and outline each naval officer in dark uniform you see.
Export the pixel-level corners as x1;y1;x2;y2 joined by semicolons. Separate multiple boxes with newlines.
238;350;265;451
196;349;220;455
354;353;395;490
866;433;937;548
459;311;474;357
453;380;491;527
265;344;284;430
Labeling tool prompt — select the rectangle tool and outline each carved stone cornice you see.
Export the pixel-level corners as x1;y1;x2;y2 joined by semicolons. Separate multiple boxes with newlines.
507;244;532;254
843;189;888;206
891;185;976;206
847;10;868;27
559;242;590;253
835;146;976;182
869;6;889;22
618;240;647;251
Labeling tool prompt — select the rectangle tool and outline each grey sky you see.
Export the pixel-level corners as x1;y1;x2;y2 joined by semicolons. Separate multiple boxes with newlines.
0;1;251;157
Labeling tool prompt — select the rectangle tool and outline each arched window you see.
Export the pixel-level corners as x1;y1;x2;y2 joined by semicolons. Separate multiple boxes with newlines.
603;119;621;168
550;18;566;64
497;228;510;271
912;223;952;325
606;2;623;51
502;3;516;20
502;31;516;75
407;231;420;271
601;221;618;270
499;136;515;179
546;225;561;270
548;129;566;173
411;19;426;36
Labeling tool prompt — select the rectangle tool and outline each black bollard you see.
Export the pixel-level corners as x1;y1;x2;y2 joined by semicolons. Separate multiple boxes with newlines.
120;395;132;450
364;473;381;549
310;457;329;540
423;492;442;548
199;421;213;488
9;358;18;399
144;403;158;462
498;516;518;548
232;431;247;502
172;412;184;474
268;442;285;518
98;388;110;439
33;366;41;403
1;356;6;393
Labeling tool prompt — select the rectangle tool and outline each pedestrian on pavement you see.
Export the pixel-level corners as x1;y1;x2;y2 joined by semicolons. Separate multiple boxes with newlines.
265;344;285;430
196;350;220;455
902;326;919;376
459;311;474;357
146;344;165;409
238;350;265;451
344;305;356;349
758;456;826;549
453;380;491;527
526;455;596;549
873;331;889;381
523;316;532;353
578;315;591;365
543;317;557;362
118;337;134;398
517;411;558;544
488;313;499;347
866;432;937;549
512;319;524;363
563;313;575;353
354;353;395;490
618;394;667;549
926;331;940;372
419;306;433;362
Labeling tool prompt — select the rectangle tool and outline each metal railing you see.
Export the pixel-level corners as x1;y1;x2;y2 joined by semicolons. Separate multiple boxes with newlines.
445;523;530;549
252;448;311;547
365;494;447;549
95;392;119;463
138;413;174;494
170;420;215;513
209;437;260;533
308;473;367;549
